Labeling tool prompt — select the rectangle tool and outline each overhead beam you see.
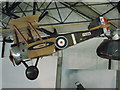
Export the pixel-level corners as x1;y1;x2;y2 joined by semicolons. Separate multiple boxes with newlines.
81;2;100;17
60;2;93;19
5;2;9;10
37;18;120;27
37;2;61;23
71;2;79;6
63;10;73;22
13;2;118;13
1;22;6;28
33;2;37;15
40;2;52;16
18;5;26;17
55;2;63;22
5;17;12;28
2;1;22;19
117;1;120;13
2;10;20;19
81;2;118;29
6;2;22;12
101;5;117;16
38;11;48;22
38;1;46;9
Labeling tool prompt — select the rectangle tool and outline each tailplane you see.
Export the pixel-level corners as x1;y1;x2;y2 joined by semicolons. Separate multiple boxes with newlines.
88;17;109;34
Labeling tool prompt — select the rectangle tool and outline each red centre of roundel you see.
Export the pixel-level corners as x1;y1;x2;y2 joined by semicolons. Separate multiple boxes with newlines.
60;41;63;44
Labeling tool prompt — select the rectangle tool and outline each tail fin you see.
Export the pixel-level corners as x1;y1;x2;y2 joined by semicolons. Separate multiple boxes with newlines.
88;17;109;34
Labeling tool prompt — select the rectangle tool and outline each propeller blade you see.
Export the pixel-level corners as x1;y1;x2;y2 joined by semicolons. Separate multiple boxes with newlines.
9;50;15;66
5;37;13;43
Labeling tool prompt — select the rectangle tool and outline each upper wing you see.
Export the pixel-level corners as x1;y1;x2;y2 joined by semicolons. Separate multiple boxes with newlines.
9;14;40;29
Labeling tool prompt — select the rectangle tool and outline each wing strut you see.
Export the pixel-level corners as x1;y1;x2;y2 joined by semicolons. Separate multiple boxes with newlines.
28;22;43;41
13;25;28;44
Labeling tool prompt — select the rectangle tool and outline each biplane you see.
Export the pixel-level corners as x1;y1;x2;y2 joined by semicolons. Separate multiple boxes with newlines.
1;14;113;80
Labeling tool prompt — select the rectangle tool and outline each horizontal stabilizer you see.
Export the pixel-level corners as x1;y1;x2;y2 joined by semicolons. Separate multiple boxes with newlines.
88;17;109;34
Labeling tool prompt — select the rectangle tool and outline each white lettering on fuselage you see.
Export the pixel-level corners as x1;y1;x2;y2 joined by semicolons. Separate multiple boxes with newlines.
82;32;91;37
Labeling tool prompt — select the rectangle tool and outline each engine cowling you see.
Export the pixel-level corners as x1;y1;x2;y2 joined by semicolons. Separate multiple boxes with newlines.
10;42;28;65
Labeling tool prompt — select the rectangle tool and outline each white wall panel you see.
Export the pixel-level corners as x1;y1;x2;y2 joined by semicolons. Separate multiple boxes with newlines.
61;37;118;88
63;37;119;70
61;70;116;88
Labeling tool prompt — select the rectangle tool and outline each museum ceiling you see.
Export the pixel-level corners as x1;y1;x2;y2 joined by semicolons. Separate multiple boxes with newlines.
1;1;120;33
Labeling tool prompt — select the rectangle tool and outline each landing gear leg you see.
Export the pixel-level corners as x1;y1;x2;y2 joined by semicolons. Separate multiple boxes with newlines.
21;58;40;80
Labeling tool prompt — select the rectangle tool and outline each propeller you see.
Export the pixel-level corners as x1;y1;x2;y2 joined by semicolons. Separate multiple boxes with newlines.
9;50;15;66
0;37;13;43
5;37;13;43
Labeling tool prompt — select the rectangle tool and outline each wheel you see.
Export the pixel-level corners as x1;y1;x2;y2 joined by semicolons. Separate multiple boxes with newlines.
25;66;39;80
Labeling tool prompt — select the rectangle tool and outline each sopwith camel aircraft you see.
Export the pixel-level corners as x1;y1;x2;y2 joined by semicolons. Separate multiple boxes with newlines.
1;14;114;80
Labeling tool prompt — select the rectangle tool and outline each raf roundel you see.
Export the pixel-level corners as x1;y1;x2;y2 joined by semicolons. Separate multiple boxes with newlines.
55;36;68;49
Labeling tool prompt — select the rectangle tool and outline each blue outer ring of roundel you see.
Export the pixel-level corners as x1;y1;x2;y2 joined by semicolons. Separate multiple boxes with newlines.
55;36;68;49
